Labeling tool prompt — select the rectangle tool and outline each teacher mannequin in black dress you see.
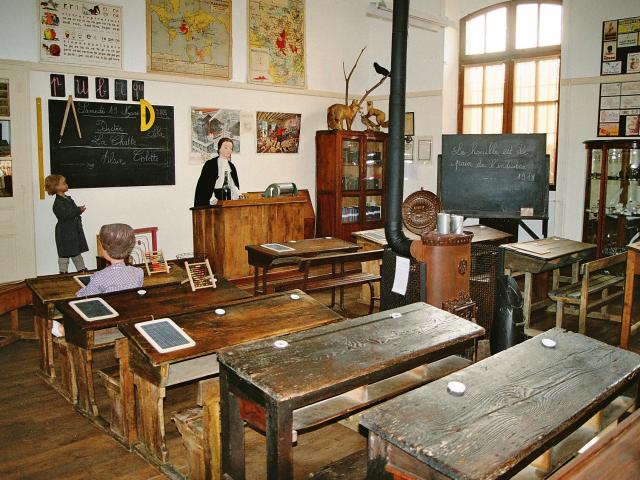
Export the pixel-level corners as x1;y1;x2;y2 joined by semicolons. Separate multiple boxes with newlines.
193;137;241;207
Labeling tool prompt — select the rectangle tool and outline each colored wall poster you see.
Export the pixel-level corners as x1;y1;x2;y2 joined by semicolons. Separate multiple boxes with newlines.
598;81;640;137
256;112;301;153
39;1;122;68
601;16;640;75
190;107;240;163
248;0;305;88
147;0;231;79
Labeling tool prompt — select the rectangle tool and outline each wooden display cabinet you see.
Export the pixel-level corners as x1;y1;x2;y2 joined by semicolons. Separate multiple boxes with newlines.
583;139;640;258
316;130;387;240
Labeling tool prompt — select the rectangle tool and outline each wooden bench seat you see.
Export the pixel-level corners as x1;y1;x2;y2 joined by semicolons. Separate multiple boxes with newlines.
275;249;384;313
548;253;626;334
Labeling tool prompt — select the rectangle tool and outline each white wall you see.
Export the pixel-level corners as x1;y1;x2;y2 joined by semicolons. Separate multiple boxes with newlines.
0;0;451;274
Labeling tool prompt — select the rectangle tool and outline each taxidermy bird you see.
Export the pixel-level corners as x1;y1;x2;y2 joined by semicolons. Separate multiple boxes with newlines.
373;62;390;76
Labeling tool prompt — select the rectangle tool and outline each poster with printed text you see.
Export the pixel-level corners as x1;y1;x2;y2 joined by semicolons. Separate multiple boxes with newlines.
39;1;122;68
598;81;640;137
148;0;231;79
190;107;240;163
248;0;305;88
601;16;640;75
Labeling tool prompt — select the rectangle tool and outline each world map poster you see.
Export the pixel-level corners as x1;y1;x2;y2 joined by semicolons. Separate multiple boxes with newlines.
248;0;305;88
148;0;231;79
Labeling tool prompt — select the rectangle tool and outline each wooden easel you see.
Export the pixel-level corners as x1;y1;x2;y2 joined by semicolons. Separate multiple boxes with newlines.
58;95;82;143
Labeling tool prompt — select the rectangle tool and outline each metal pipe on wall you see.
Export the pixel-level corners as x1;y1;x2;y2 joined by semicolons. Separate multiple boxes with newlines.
384;0;412;257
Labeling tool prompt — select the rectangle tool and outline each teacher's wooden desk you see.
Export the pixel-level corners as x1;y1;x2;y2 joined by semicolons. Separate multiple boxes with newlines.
218;302;485;480
55;278;250;430
118;290;342;469
246;237;359;295
26;265;186;382
621;241;640;349
501;237;595;336
360;328;640;480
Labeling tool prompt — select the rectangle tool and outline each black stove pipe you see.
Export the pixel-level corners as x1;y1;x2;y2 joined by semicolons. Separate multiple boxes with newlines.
384;0;412;257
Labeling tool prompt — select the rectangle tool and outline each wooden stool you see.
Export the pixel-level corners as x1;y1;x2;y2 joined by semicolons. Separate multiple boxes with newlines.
172;378;221;480
0;281;34;347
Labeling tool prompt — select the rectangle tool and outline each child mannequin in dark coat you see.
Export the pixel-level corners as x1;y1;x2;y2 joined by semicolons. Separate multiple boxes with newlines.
45;174;88;274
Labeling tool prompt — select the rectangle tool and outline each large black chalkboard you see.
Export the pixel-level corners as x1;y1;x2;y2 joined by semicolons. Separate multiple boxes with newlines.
49;100;175;188
438;134;549;219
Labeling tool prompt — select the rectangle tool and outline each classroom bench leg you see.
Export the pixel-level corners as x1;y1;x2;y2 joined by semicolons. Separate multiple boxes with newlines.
220;372;245;480
115;338;137;448
265;399;293;480
134;374;168;464
34;314;56;380
68;343;98;417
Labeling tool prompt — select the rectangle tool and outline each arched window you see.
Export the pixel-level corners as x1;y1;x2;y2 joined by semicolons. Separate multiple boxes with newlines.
459;1;562;185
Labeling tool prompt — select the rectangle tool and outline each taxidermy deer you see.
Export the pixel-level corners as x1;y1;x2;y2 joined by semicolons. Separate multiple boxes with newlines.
327;47;391;131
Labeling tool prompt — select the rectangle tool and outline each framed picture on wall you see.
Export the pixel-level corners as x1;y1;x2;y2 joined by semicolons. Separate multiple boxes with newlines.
404;112;415;136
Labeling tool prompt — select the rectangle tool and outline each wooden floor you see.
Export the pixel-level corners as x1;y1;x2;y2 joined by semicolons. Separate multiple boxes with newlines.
1;280;638;480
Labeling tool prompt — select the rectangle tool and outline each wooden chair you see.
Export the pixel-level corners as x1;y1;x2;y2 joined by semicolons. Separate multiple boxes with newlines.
548;253;626;334
275;249;385;314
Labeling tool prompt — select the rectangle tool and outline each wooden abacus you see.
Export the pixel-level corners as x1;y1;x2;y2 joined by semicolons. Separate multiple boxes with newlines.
144;250;170;276
184;259;217;291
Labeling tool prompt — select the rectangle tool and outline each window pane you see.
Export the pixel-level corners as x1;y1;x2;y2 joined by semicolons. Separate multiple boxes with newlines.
485;7;506;53
484;64;505;103
483;106;503;133
466;15;485;55
539;4;562;46
514;61;536;102
463;107;482;133
464;66;484;105
537;58;560;101
513;105;535;133
536;103;558;135
516;4;538;49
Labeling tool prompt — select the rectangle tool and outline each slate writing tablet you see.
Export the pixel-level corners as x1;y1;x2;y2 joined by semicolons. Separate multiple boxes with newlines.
261;243;295;252
74;274;92;287
68;297;119;322
134;318;196;354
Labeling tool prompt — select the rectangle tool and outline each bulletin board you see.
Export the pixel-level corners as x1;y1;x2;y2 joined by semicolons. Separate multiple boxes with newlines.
601;16;640;75
597;81;640;137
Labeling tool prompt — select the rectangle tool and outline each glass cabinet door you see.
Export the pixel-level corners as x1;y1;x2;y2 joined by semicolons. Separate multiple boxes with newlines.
583;148;601;245
365;195;382;222
341;139;360;191
341;197;359;224
365;140;384;190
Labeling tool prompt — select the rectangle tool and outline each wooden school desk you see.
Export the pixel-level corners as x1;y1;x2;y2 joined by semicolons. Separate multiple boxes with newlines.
245;237;360;295
118;290;342;469
501;237;595;336
0;281;34;348
54;278;250;424
360;329;640;480
218;302;485;480
26;265;187;382
549;408;640;480
621;241;640;349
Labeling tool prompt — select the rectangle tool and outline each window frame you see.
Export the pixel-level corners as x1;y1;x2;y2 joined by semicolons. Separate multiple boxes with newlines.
458;0;562;188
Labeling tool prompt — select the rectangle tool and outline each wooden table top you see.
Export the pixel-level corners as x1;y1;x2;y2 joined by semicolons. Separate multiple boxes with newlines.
245;237;359;260
56;277;251;332
549;408;640;480
359;329;640;480
119;290;342;367
26;264;187;304
218;302;485;403
352;225;511;245
502;237;595;260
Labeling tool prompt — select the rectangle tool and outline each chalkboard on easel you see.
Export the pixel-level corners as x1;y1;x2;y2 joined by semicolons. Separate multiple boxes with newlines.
438;134;549;219
48;99;175;188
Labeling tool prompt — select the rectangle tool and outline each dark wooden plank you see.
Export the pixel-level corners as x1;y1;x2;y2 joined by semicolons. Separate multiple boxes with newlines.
120;290;342;366
57;277;250;334
360;328;640;480
218;302;485;403
310;449;367;479
25;264;187;304
549;408;640;480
